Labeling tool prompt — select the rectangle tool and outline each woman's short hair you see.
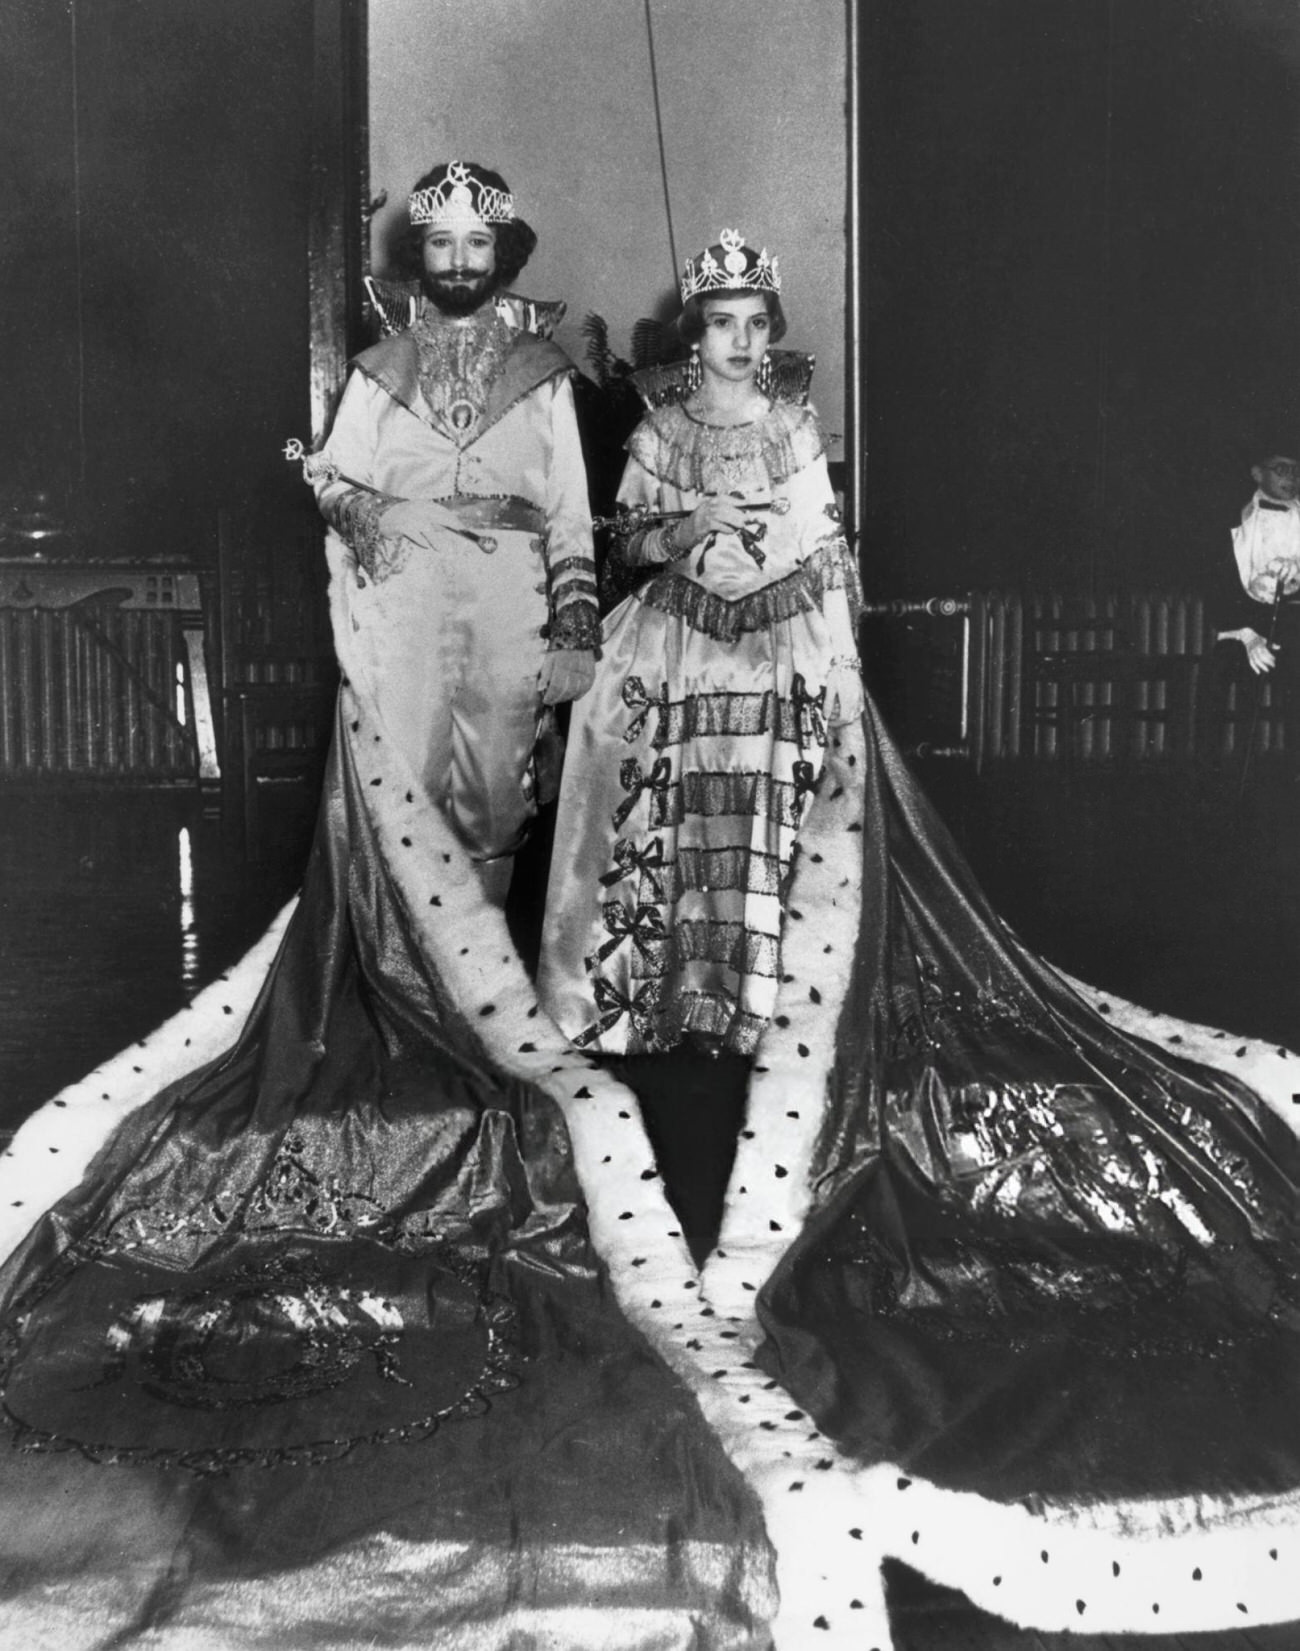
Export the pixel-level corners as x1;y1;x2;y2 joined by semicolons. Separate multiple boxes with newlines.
398;163;538;289
678;288;788;345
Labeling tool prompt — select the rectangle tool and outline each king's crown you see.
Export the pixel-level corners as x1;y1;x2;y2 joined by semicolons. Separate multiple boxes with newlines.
409;161;516;229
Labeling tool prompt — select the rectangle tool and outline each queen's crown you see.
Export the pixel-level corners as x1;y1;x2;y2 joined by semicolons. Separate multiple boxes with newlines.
680;229;780;303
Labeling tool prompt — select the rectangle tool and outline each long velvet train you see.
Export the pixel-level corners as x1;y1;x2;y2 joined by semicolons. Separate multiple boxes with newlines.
1;680;1300;1647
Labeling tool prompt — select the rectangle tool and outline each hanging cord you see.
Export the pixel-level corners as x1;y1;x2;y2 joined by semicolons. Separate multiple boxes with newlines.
642;0;679;291
1091;0;1117;593
70;0;88;499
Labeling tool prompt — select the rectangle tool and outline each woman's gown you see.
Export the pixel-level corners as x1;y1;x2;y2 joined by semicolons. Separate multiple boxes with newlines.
4;395;1300;1646
540;399;863;1055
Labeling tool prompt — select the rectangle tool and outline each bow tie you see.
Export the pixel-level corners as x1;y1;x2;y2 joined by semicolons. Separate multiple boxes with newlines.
1259;499;1294;512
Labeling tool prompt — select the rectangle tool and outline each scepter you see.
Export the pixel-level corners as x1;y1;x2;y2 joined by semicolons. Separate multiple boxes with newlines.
590;498;791;532
592;497;789;571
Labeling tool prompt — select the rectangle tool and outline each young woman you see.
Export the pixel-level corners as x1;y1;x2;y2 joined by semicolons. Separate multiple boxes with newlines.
540;230;863;1055
542;234;1300;1639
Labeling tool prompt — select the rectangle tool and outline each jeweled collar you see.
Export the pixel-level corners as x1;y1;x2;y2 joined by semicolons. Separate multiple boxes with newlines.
351;318;574;447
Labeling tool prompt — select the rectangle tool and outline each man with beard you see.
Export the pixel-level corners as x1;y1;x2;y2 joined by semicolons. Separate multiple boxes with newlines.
312;161;598;902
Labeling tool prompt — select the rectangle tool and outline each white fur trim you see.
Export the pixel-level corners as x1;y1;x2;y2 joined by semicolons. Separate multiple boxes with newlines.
847;1463;1300;1634
703;721;866;1319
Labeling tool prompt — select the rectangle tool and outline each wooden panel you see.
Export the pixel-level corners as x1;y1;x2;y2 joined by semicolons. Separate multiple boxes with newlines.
0;0;320;562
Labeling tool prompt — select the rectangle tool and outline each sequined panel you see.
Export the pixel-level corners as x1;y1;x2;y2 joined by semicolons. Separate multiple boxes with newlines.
1;1235;520;1475
621;677;827;753
633;540;854;642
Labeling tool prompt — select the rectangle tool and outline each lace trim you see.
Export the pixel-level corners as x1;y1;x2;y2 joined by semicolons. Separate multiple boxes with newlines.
674;844;790;900
324;486;404;583
548;598;601;654
819;524;864;627
411;307;513;445
626;400;826;493
570;981;767;1056
621;676;828;753
624;522;691;566
597;837;791;905
613;757;819;833
651;990;770;1057
633;539;854;642
670;918;781;979
679;765;819;829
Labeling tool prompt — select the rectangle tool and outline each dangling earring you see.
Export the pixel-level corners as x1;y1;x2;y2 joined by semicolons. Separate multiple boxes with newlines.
755;350;773;396
685;343;702;394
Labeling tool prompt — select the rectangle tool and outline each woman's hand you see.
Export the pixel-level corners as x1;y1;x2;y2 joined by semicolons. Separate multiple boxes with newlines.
538;648;596;705
679;492;749;549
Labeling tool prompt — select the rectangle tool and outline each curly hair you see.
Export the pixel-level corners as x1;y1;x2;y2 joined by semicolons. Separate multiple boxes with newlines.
398;162;538;289
678;289;787;345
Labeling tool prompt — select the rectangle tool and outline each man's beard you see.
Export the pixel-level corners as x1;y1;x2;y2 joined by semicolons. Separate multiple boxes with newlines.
422;270;498;315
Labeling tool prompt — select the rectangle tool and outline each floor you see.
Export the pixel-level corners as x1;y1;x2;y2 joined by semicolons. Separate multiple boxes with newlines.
1;756;1298;1650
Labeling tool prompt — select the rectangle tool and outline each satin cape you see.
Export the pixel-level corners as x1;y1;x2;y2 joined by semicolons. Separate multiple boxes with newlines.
2;552;1300;1645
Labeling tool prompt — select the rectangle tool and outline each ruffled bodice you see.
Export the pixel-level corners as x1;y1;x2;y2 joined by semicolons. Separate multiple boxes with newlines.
616;402;860;626
624;400;827;496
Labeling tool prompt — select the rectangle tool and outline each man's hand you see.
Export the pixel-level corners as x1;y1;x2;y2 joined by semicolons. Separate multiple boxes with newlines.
538;648;596;705
379;499;466;549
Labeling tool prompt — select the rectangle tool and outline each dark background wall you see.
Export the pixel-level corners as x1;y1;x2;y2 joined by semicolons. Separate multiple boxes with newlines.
0;0;316;564
864;0;1300;598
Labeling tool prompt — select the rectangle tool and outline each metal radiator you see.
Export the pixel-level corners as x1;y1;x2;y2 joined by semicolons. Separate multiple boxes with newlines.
863;589;1272;765
0;566;217;784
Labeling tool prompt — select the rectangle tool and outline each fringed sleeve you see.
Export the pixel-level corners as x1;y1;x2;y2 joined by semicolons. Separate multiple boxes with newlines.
311;373;400;581
543;375;600;653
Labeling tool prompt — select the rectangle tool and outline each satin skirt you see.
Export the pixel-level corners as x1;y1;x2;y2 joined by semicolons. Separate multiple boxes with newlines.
540;578;845;1055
